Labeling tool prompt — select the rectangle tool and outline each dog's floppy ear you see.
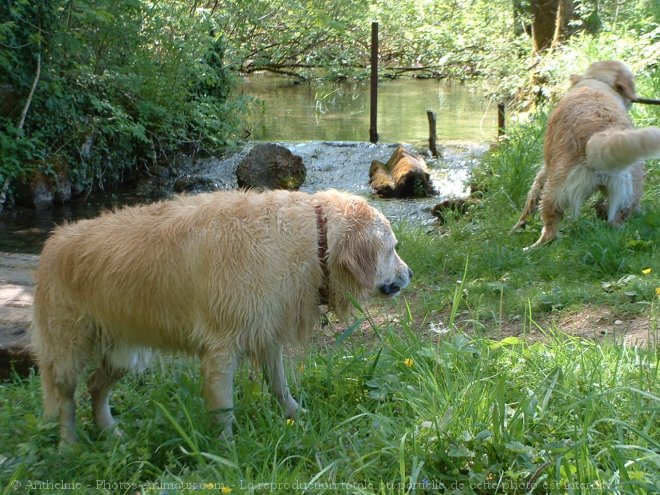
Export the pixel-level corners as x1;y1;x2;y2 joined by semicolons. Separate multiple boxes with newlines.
614;71;637;101
334;201;379;289
337;231;378;289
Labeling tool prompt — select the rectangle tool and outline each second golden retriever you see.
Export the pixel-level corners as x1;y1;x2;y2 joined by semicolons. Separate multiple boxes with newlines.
511;60;660;248
30;189;412;445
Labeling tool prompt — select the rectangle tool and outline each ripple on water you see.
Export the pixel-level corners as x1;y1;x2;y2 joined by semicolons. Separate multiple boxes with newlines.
195;140;488;224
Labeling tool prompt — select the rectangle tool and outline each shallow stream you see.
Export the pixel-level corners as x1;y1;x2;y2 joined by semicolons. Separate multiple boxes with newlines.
0;76;495;253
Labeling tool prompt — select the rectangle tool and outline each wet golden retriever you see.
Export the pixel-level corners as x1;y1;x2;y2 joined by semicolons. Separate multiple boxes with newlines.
31;189;412;445
511;60;660;249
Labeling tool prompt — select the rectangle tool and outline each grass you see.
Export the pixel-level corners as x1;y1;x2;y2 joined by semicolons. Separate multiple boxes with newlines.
1;74;659;494
0;316;658;494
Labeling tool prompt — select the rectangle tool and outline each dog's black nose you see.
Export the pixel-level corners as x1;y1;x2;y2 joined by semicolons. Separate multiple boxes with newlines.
379;283;400;295
408;268;413;279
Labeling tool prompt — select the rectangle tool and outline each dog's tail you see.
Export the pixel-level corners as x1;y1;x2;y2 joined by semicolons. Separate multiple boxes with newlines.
586;127;660;171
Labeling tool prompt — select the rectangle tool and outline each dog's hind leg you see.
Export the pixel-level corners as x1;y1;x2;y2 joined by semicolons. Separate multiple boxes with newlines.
31;313;94;446
87;359;128;434
510;167;546;233
201;349;237;439
606;166;644;226
263;347;300;420
525;192;563;250
38;362;79;446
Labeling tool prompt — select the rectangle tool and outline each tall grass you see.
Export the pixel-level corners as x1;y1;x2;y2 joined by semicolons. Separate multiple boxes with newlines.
0;312;658;494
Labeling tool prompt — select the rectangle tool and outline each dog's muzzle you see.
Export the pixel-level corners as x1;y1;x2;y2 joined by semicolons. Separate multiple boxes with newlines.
379;268;413;296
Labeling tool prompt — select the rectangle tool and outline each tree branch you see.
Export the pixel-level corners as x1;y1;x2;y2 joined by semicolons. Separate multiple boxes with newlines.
4;49;42;212
17;52;41;131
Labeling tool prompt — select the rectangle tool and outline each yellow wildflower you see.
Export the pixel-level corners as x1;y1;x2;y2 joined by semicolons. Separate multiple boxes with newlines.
221;487;233;494
286;418;295;426
656;287;660;297
642;268;652;275
404;358;414;367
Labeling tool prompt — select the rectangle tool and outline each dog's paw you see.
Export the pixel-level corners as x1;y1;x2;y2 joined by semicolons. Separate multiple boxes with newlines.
219;425;234;443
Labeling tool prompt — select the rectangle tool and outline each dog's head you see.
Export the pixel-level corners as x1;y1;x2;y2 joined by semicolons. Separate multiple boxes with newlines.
318;191;412;312
570;60;638;108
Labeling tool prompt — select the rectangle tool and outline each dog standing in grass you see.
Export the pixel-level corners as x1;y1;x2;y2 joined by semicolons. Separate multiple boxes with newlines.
511;61;660;249
30;189;412;446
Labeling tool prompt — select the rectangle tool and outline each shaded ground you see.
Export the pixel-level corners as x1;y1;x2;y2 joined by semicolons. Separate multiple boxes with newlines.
0;252;37;379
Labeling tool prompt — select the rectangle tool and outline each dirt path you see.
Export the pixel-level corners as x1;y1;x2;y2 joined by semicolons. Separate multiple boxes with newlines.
0;251;38;378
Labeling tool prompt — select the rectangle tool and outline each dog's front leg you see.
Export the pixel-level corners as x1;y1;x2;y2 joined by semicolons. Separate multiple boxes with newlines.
201;350;237;439
263;348;301;419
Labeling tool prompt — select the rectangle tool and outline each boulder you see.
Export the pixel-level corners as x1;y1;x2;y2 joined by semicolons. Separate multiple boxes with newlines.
13;166;72;209
236;143;306;190
0;329;34;380
369;146;434;198
13;173;55;209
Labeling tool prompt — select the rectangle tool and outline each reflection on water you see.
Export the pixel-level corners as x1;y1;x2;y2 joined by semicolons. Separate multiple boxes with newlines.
0;191;157;254
241;75;497;145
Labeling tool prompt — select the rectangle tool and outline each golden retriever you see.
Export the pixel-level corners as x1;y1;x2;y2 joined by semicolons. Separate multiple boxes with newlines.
511;60;660;249
30;189;412;445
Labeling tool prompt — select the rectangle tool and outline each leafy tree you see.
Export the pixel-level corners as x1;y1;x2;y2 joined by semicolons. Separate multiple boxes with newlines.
0;0;246;199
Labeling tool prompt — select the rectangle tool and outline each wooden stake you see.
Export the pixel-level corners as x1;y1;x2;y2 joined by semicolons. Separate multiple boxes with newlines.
369;22;379;144
497;103;505;137
426;110;438;157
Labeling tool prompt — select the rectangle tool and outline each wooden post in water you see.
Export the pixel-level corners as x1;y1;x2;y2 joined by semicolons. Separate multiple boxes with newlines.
369;22;379;143
426;109;438;157
497;103;506;137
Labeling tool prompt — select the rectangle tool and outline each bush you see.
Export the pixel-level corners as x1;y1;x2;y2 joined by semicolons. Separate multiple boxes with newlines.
0;1;248;193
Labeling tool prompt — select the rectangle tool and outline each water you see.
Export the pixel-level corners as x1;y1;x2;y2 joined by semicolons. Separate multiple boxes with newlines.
0;76;495;254
242;75;498;145
0;189;159;254
190;140;488;227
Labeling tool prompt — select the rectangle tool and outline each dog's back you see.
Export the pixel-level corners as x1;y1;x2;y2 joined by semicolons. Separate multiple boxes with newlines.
545;87;632;171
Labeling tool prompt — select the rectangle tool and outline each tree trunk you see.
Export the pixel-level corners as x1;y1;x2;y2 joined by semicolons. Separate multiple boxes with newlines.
530;0;560;54
552;0;574;47
530;0;574;54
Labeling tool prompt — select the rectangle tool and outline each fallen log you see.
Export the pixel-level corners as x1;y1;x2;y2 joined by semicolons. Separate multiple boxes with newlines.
369;146;435;198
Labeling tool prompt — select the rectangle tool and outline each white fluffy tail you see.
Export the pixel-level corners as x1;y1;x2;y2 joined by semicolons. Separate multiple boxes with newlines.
586;127;660;171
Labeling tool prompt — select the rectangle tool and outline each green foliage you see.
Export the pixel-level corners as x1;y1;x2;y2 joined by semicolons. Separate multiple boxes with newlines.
214;0;372;81
214;0;524;82
209;0;659;100
0;0;247;191
0;322;657;493
474;113;546;209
